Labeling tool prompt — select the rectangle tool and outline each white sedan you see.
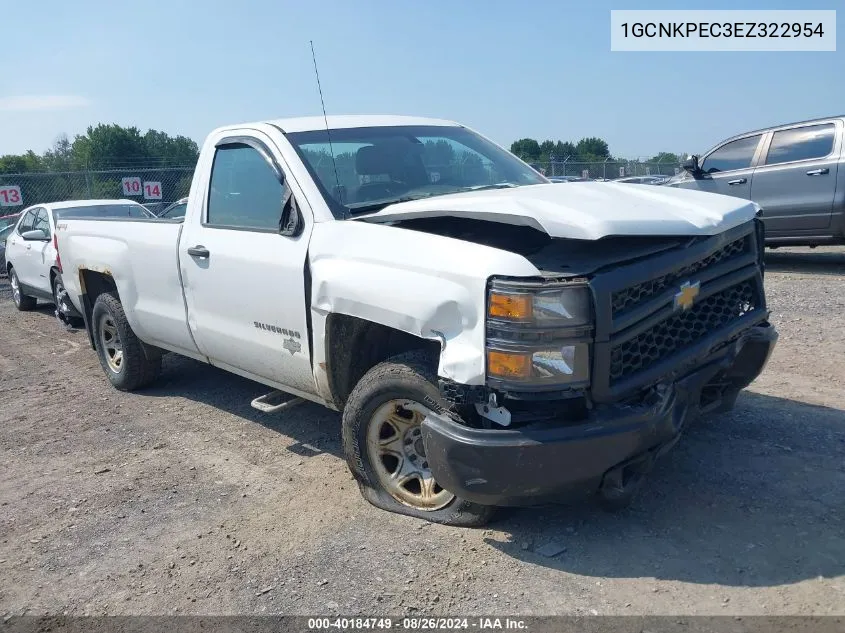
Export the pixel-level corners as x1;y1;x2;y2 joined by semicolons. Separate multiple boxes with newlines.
5;199;153;324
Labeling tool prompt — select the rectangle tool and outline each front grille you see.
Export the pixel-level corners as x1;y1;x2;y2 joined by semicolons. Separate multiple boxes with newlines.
611;236;749;316
609;280;759;383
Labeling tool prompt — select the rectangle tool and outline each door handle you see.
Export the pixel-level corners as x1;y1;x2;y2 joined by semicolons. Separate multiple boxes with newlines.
727;178;747;185
806;168;829;176
187;245;210;258
26;243;32;250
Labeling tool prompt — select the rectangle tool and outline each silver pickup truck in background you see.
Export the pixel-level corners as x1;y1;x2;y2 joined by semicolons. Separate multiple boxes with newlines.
666;116;845;247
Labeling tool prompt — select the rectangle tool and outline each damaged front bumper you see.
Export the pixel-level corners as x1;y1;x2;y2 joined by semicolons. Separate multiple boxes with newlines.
421;322;777;507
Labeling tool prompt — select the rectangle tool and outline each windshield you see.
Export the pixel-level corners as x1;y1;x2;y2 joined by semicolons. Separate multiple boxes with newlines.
286;125;548;217
53;204;153;220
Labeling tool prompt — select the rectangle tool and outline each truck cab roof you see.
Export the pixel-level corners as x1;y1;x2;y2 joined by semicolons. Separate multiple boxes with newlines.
213;115;462;135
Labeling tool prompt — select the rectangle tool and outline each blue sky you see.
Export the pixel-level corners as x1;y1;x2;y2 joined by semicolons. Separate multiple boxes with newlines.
1;0;842;159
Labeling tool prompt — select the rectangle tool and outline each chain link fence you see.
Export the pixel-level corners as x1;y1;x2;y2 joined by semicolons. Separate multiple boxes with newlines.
0;166;194;215
0;155;685;217
523;159;682;179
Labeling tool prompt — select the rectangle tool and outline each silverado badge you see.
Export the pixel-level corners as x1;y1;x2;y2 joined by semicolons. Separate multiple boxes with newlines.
674;281;701;311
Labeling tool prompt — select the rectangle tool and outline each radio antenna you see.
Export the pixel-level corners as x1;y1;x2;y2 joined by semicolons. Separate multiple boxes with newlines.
310;41;343;207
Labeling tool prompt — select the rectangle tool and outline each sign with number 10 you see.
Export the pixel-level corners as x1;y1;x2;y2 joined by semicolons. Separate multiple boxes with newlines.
0;185;22;207
121;177;142;196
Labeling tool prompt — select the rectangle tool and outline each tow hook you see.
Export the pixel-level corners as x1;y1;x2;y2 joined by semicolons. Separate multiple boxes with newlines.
597;450;656;510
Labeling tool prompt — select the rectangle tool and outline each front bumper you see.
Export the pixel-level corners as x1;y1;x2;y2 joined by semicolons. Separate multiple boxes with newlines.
421;322;777;507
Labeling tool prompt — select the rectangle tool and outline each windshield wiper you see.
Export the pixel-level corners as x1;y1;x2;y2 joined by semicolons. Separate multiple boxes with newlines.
459;182;521;192
347;193;440;215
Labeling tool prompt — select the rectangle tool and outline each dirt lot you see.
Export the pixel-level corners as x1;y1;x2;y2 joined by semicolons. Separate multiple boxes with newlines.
1;247;844;618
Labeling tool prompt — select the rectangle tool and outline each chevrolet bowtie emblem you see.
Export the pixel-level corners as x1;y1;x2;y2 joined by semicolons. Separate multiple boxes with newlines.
674;281;700;311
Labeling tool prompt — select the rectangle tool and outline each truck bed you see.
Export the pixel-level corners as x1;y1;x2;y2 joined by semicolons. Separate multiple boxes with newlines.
56;217;199;357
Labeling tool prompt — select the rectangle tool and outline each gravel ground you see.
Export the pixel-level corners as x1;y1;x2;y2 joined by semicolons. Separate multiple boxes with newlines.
0;247;844;617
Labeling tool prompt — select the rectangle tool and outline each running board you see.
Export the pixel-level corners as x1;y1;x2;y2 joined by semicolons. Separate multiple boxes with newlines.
250;390;305;413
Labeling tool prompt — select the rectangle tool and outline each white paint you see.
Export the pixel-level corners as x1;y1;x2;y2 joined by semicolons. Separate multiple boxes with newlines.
57;115;759;405
355;180;759;240
6;199;140;297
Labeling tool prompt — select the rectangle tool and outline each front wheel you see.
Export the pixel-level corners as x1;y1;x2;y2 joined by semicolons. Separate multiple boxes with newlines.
342;350;495;527
92;292;161;391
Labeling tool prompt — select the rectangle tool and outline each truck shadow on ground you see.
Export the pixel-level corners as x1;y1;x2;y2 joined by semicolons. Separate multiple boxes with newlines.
764;248;845;276
146;353;344;459
142;354;845;587
485;391;845;587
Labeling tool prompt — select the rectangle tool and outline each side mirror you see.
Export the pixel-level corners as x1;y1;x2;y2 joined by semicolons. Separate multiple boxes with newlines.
21;229;49;241
681;155;701;175
279;188;304;238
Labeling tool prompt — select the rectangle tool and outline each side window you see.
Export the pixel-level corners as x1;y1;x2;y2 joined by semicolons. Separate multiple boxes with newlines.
162;203;187;219
207;143;285;230
701;135;762;174
16;210;36;234
32;209;51;237
765;124;835;165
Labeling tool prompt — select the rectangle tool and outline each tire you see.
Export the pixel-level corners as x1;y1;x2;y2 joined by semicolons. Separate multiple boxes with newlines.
342;350;495;527
9;267;37;311
91;292;161;391
52;273;83;328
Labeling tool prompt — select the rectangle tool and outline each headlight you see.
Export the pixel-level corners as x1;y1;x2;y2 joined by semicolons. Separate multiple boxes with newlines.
486;278;593;388
488;280;591;326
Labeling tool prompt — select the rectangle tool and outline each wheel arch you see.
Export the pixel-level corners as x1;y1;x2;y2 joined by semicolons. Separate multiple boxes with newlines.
78;269;119;349
323;313;440;410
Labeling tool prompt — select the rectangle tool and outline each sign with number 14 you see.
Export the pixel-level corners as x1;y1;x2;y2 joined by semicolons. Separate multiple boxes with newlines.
143;182;162;200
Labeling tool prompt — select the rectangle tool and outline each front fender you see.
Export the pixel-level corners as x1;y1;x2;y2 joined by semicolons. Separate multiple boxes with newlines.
308;221;540;385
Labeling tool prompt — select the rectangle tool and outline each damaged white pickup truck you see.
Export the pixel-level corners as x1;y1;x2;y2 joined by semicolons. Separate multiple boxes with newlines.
56;115;777;526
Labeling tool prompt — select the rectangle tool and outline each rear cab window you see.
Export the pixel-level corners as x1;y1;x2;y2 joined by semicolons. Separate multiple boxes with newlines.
764;123;836;165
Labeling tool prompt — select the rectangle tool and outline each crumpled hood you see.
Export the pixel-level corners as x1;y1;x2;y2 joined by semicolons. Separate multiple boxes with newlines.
354;182;759;240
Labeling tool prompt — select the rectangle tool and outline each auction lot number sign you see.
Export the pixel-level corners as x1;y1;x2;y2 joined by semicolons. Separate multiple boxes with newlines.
122;177;163;200
0;185;22;207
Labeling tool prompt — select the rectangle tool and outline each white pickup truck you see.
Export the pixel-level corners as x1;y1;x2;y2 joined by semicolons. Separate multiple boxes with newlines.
56;115;777;526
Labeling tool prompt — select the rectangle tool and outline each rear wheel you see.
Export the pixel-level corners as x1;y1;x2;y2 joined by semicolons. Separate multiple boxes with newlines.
52;273;83;328
342;350;495;527
92;292;161;391
9;268;37;311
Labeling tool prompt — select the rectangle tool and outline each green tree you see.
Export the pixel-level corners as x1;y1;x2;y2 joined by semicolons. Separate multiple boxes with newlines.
143;129;199;165
0;151;43;174
575;137;610;159
42;135;74;171
538;140;555;156
553;141;576;158
510;138;541;161
71;124;150;169
648;152;681;164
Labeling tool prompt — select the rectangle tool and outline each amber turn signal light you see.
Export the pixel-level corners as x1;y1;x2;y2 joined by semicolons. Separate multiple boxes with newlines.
487;350;532;379
489;292;532;320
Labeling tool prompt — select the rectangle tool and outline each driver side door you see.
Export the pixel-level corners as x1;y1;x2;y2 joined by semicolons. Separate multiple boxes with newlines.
6;208;39;287
28;208;54;295
179;131;317;396
693;134;764;200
